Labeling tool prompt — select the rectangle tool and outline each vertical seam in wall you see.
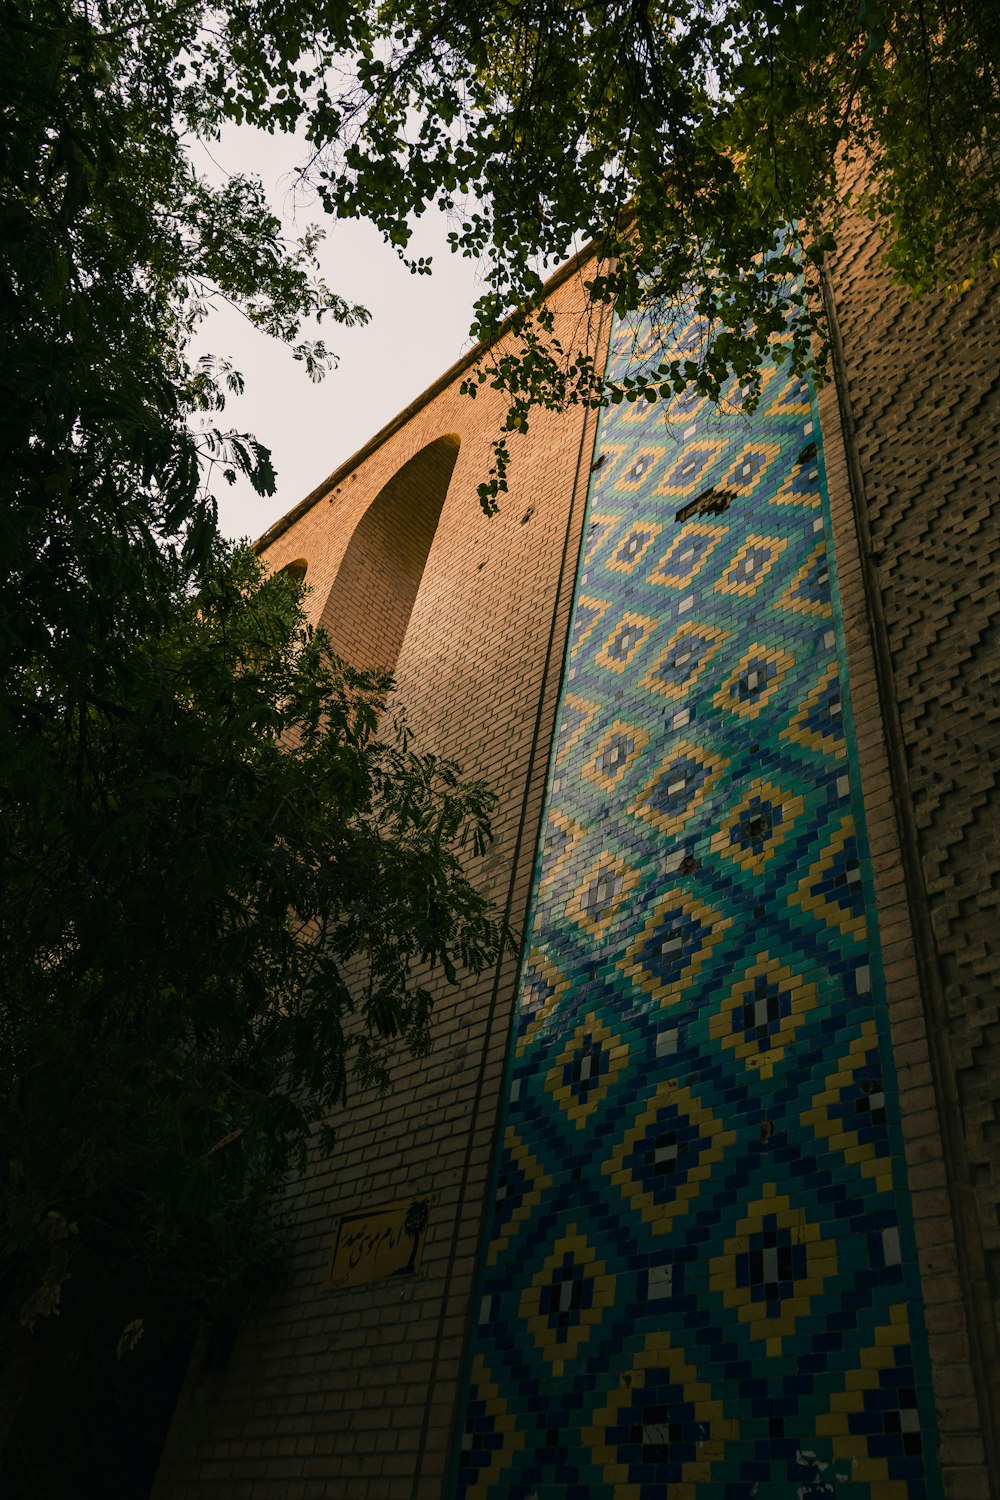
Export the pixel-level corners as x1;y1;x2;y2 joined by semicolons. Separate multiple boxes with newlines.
814;356;947;1495
410;308;609;1500
821;259;1000;1494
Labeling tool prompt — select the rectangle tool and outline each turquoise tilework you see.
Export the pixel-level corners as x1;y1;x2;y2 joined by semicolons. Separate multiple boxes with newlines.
450;309;941;1500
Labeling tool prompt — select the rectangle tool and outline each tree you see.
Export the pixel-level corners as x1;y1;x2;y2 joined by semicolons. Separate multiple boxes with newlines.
2;10;405;1471
1;0;370;681
305;0;999;488
4;0;997;540
0;543;506;1492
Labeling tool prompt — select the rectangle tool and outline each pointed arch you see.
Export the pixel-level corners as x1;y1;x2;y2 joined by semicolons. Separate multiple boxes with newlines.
319;434;460;673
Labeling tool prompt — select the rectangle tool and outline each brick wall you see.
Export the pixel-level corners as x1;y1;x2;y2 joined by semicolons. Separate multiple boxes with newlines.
154;223;1000;1500
317;435;460;672
820;211;1000;1495
153;267;607;1500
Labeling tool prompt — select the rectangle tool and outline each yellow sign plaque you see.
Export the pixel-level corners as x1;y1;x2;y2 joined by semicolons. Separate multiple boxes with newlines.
326;1197;431;1291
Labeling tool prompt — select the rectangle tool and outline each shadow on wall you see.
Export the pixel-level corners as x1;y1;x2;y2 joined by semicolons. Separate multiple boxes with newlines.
319;434;461;673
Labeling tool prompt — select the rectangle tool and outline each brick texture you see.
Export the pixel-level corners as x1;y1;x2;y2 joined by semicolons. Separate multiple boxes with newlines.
820;204;1000;1496
153;268;608;1499
153;219;1000;1500
317;435;461;672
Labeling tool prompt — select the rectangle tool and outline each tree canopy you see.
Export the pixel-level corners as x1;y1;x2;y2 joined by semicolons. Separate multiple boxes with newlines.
0;540;507;1491
4;0;998;535
4;546;503;1323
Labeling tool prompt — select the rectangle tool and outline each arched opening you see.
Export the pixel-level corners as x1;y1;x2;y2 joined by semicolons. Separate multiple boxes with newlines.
278;558;308;582
320;435;460;673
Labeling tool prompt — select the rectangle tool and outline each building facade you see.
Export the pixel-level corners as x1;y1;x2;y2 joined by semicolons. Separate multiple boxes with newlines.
155;219;1000;1499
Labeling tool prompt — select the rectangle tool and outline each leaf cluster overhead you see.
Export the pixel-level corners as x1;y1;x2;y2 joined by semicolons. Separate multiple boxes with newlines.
7;0;997;522
191;0;999;501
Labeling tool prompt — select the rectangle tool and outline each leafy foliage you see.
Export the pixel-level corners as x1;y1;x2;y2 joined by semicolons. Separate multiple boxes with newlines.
1;0;367;682
1;543;505;1343
184;0;1000;504
5;0;997;532
2;3;509;1427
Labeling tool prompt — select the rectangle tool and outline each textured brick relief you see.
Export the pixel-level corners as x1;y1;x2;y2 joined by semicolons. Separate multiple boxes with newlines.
450;309;941;1499
827;226;1000;1356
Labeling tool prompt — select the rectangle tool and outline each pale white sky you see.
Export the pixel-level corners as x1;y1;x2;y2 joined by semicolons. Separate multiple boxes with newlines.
190;125;485;542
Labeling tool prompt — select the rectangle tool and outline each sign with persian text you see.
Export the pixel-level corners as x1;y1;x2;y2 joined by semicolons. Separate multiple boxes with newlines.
326;1197;431;1290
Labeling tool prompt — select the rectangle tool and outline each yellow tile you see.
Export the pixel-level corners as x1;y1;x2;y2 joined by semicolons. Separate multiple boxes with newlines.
816;1413;849;1436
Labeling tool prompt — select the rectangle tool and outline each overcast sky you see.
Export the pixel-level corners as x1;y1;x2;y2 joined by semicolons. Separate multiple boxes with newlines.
190;125;485;543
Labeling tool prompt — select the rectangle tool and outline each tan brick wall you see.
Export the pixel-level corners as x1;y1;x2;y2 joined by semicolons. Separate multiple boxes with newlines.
317;435;460;672
154;270;608;1500
819;212;1000;1496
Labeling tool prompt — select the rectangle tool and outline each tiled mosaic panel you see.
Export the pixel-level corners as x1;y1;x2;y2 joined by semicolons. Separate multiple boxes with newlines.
451;311;940;1500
